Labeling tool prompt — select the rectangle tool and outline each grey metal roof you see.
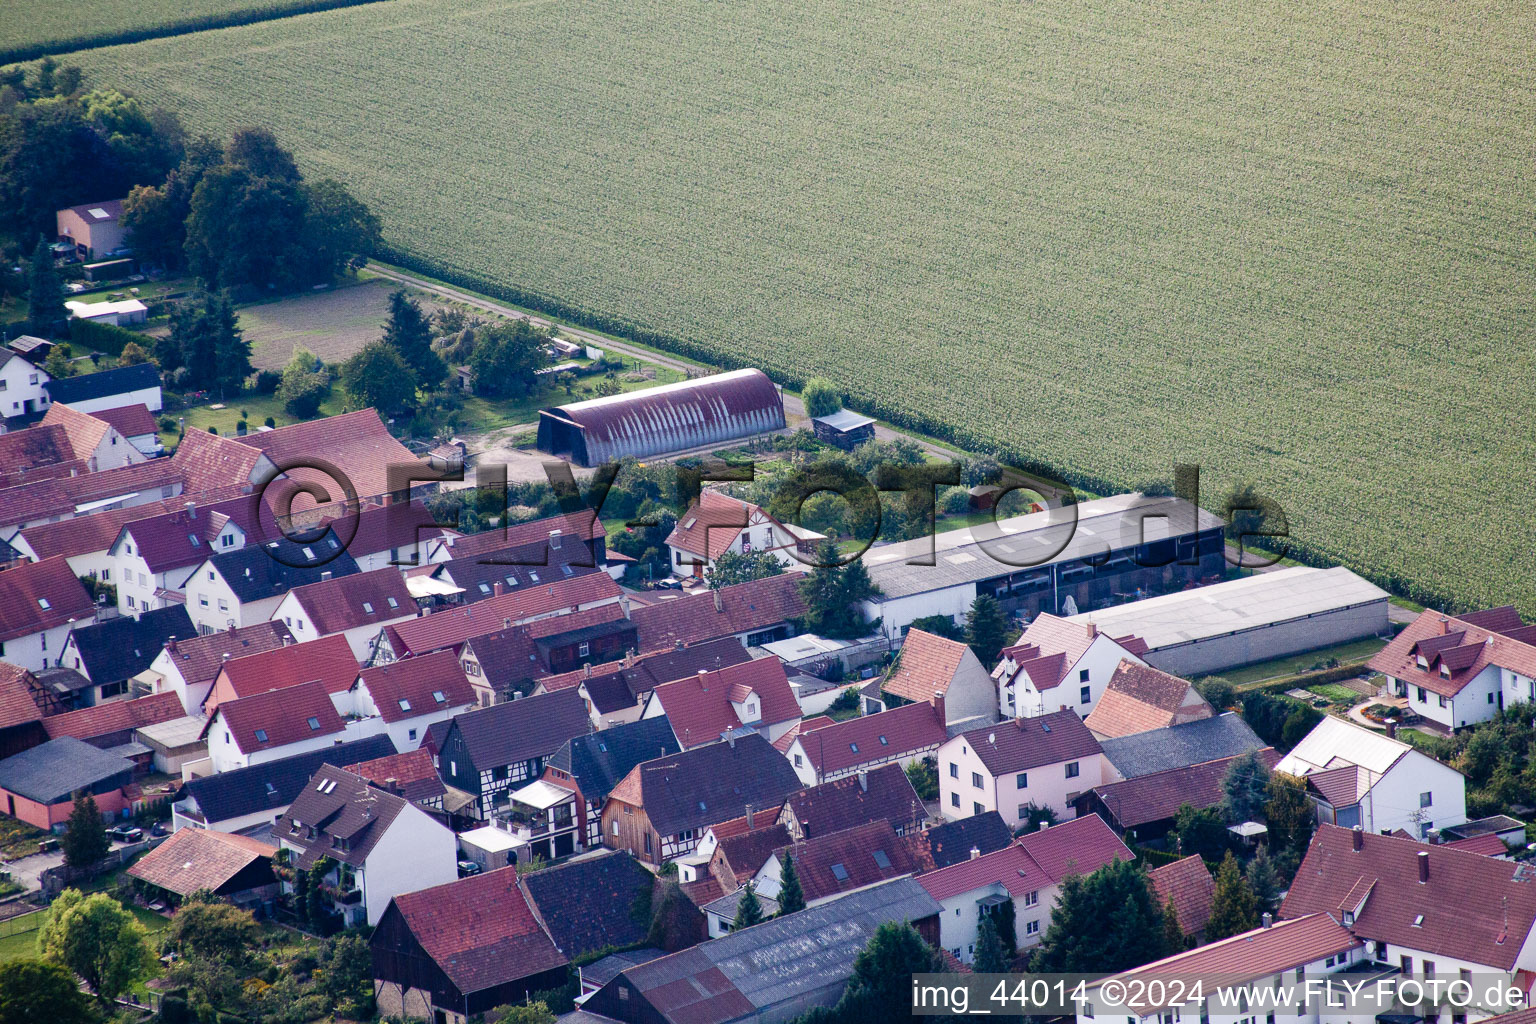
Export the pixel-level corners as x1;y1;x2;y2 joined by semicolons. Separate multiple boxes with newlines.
0;736;134;803
580;947;668;988
1065;566;1389;650
812;409;876;432
702;887;781;921
862;493;1225;599
1098;713;1266;780
612;877;940;1022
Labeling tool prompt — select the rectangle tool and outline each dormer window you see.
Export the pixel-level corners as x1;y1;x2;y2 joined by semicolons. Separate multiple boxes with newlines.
1440;664;1451;678
1417;655;1429;668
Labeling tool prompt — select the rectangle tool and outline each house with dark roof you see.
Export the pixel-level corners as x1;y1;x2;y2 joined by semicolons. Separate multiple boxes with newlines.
277;764;456;927
201;678;368;773
536;636;753;728
0;555;95;672
0;347;51;422
918;814;1134;962
602;732;804;867
0;661;46;759
272;566;418;661
424;508;607;569
320;499;455;573
425;538;603;610
170;733;396;833
937;708;1106;828
878;628;997;727
689;809;793;895
1077;747;1282;839
437;687;593;820
127;827;278;908
1367;605;1536;731
58;605;194;705
371;866;570;1021
582;877;941;1024
348;650;477;752
992;614;1148;720
1097;712;1267;782
905;811;1013;872
44;362;162;416
1082;659;1213;740
542;715;681;848
183;532;360;636
0;736;135;829
749;818;916;911
664;489;819;579
521;850;654;959
1147;854;1215;941
1281;824;1536;981
640;656;801;749
778;761;925;841
630;573;808;653
136;621;294;716
784;694;948;785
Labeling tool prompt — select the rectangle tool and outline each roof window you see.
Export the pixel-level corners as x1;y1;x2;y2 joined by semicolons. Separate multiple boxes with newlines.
254;729;268;743
829;863;849;881
307;716;322;731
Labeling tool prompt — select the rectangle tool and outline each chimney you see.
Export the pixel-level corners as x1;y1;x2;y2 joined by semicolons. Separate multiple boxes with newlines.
1085;621;1096;639
185;501;197;519
549;529;562;550
1418;850;1429;883
493;581;503;598
320;570;332;582
698;669;709;689
1262;912;1273;929
674;640;683;650
969;846;981;860
726;732;736;749
1385;718;1398;739
623;649;636;669
503;617;511;631
745;804;755;830
714;589;724;613
930;690;945;723
857;769;868;792
167;637;178;653
1038;820;1049;832
384;777;400;794
583;662;593;678
1352;826;1363;852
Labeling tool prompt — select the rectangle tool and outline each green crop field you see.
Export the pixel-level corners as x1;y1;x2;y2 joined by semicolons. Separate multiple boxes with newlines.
62;0;1536;613
0;0;386;64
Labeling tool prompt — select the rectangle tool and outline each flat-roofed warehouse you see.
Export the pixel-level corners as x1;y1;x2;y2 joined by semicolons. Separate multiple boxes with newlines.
537;368;785;466
1067;565;1389;678
860;493;1227;640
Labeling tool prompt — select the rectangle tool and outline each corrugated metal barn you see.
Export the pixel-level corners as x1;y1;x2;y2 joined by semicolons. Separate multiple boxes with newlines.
537;369;785;466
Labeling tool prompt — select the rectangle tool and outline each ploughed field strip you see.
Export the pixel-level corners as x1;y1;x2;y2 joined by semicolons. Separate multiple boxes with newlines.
66;0;1536;612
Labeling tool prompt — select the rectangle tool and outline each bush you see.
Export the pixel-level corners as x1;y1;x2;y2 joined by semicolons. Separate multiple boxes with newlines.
249;369;281;394
158;416;177;433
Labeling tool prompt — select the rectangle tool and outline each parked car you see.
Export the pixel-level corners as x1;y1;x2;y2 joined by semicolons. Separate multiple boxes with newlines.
456;860;483;877
107;825;143;843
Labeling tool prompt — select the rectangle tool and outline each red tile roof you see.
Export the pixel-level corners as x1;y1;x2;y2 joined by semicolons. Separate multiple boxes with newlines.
213;634;357;703
207;678;344;753
1147;855;1215;936
431;510;605;562
783;762;925;838
1089;748;1281;829
772;714;834;753
288;566;415;635
883;629;970;703
127;826;276;896
994;614;1099;694
1084;660;1213;739
1369;607;1536;698
384;574;621;657
917;841;1048;902
631;574;807;652
90;403;158;439
17;494;198;563
344;747;446;804
327;500;452;560
240;409;418;503
169;428;265;495
158;621;294;688
647;657;800;748
955;708;1103;777
712;820;794;886
0;423;75;478
0;452;194;529
1101;913;1360;995
1015;813;1134;881
1281;824;1536;970
355;650;475;723
666;491;757;560
0;556;95;642
778;819;915;902
1442;833;1510;857
386;866;568;994
0;662;41;731
40;403;113;461
116;496;259;574
41;691;183;741
792;700;946;777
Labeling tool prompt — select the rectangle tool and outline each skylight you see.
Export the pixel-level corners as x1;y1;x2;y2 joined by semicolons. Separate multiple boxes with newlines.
37;598;49;610
254;729;268;743
303;547;316;560
362;602;374;614
306;716;321;731
879;736;888;745
398;698;412;712
1413;914;1425;927
871;850;891;868
432;690;446;703
529;571;540;582
189;534;200;546
829;863;850;881
479;583;491;594
849;742;859;753
683;517;697;529
387;597;399;609
317;778;337;794
562;565;574;576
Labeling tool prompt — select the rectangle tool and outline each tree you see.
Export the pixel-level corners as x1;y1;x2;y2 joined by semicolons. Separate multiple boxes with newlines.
167;291;248;392
118;340;151;365
27;239;64;335
777;856;806;917
185;162;307;291
839;921;942;1022
37;889;157;1005
802;377;840;418
380;289;445;389
120;136;221;270
61;793;108;870
1219;750;1272;824
1161;895;1187;953
1172;804;1227;862
1206;851;1261;940
42;343;75;380
908;614;962;642
298;177;381;281
645;879;700;951
1245;843;1281;911
0;959;94;1024
305;858;331;931
492;1003;556;1024
705;550;785;590
732;880;765;930
1029;859;1173;974
798;539;880;639
340;339;418;414
164;897;260;963
905;758;938;801
321;934;373;1017
468;320;545;398
1263;773;1315;857
277;346;330;417
1194;676;1237;712
973;913;1008;973
964;594;1009;668
1012;803;1057;836
1220;482;1288;560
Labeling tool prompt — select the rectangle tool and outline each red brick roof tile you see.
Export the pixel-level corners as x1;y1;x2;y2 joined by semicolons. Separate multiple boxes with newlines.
207;678;345;754
385;574;620;657
127;826;276;896
0;555;94;643
792;701;946;776
91;403;157;439
41;691;183;742
355;649;475;724
158;622;294;689
1088;749;1280;829
1084;660;1212;739
778;819;915;901
214;634;358;705
240;409;418;502
1147;855;1215;936
344;747;446;804
955;708;1103;777
288;566;415;635
1015;813;1134;881
666;491;756;560
631;574;807;652
883;629;969;703
0;662;41;731
1370;607;1536;698
648;658;800;748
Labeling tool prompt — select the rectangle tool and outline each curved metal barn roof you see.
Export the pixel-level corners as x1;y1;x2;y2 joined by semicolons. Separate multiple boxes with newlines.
541;368;785;464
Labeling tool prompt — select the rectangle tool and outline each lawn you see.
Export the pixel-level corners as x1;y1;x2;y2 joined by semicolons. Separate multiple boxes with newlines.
67;0;1536;615
1217;635;1390;686
0;902;168;965
1306;683;1366;705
